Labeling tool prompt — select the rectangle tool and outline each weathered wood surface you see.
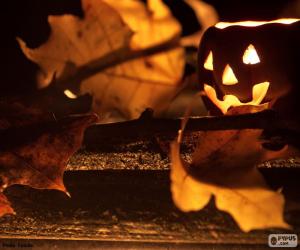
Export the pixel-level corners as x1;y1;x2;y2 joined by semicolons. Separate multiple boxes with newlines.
0;168;299;249
68;129;196;170
68;134;300;170
68;141;171;170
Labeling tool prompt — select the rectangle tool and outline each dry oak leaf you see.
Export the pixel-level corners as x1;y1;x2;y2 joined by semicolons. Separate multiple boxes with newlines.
18;0;184;120
170;105;296;232
0;106;97;217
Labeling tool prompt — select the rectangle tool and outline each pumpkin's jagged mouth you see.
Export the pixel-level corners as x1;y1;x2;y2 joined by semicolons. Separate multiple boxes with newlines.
204;81;270;114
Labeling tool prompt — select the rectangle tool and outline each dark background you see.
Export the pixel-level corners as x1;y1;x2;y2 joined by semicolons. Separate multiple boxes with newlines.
0;0;297;95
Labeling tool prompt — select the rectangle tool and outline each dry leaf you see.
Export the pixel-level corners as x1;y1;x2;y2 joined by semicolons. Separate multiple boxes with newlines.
0;103;97;217
0;193;14;217
18;0;184;119
170;105;296;232
181;0;218;47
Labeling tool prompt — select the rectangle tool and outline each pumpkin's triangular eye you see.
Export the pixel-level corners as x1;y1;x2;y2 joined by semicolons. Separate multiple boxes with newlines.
222;64;238;85
243;44;260;64
204;51;213;70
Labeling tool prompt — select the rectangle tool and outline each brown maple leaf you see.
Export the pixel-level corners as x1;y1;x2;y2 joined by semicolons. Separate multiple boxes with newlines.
170;105;298;232
18;0;184;120
0;102;97;217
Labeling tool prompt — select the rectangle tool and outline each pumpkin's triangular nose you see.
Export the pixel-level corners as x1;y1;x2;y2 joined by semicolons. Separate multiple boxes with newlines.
243;44;260;64
222;64;238;85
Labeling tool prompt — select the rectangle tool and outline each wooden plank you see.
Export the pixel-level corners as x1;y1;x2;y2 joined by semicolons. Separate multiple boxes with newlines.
0;169;299;249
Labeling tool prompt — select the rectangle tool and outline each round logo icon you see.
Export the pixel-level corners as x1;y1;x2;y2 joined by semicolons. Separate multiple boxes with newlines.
270;236;277;246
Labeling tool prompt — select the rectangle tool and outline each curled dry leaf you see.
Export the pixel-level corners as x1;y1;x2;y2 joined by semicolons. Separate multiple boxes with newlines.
170;105;297;232
0;102;97;216
18;0;184;120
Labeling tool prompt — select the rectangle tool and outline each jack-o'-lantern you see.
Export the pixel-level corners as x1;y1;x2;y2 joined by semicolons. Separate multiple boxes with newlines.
198;19;300;118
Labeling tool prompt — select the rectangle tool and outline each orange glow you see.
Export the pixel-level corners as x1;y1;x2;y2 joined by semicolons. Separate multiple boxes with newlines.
204;51;214;70
222;64;238;85
215;18;299;29
64;89;77;99
243;44;260;64
204;81;270;114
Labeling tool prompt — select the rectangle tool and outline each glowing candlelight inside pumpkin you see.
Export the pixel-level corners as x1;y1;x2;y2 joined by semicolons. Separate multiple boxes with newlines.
243;44;260;65
204;82;269;114
215;18;299;29
64;89;78;99
222;64;238;85
204;51;214;71
198;18;300;115
203;46;269;113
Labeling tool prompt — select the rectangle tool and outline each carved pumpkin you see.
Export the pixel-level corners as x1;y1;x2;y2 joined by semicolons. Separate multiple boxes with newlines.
198;19;300;118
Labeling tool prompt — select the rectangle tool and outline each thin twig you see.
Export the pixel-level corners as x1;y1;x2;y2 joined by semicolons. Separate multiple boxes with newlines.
83;109;300;147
